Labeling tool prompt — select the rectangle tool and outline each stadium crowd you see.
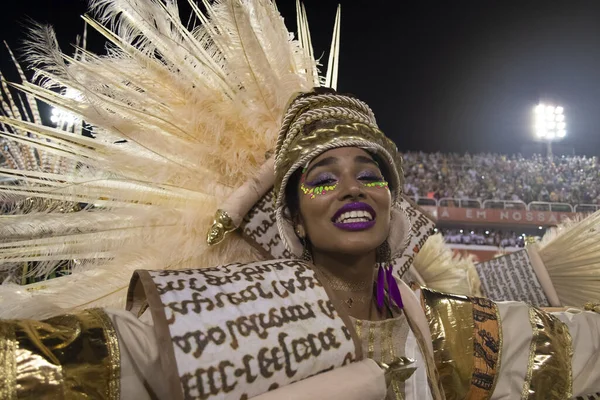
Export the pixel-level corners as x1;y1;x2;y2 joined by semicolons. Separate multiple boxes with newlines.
440;228;527;248
402;152;600;206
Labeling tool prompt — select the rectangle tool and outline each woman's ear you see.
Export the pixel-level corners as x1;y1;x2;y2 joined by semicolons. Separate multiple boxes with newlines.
294;220;306;240
292;208;307;240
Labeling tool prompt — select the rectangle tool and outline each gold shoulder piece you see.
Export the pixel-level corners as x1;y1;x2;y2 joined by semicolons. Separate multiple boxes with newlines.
206;209;236;245
0;308;120;399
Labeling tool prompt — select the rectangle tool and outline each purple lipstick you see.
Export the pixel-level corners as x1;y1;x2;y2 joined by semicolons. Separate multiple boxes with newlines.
331;202;376;231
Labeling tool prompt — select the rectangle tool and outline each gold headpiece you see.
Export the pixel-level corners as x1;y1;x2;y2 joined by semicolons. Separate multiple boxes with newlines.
274;88;403;206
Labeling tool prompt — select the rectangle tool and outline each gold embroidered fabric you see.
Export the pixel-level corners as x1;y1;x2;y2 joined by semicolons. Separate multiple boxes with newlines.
522;307;573;400
421;289;474;400
351;315;412;400
0;321;17;400
0;308;121;399
275;122;403;198
465;297;502;400
419;288;505;400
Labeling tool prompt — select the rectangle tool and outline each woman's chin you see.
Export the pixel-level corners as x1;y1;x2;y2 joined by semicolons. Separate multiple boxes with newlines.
328;239;383;257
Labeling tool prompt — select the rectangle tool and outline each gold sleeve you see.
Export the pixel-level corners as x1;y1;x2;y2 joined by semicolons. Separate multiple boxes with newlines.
0;308;120;400
420;288;503;400
420;288;577;400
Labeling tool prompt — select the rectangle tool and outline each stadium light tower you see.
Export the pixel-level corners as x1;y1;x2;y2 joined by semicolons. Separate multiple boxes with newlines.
534;103;566;159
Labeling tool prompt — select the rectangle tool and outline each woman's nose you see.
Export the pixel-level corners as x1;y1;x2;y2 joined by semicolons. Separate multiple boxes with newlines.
338;178;365;200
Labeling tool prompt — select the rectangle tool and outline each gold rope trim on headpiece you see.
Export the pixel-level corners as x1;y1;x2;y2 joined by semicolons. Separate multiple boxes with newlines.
274;89;403;201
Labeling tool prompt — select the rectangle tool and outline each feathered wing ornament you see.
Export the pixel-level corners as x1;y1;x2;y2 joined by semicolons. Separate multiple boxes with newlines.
0;0;337;319
534;210;600;306
476;210;600;307
411;233;482;296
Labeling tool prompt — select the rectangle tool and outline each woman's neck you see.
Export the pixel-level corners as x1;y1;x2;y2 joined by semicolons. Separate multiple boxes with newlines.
312;250;385;320
312;250;376;286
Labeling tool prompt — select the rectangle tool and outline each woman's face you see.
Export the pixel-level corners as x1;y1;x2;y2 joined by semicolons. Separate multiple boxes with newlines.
296;147;392;257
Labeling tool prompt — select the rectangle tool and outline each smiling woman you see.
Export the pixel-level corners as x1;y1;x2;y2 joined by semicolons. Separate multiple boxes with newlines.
297;149;390;251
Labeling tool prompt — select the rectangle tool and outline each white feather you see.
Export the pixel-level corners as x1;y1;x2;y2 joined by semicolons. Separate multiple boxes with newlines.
536;210;600;306
0;0;337;318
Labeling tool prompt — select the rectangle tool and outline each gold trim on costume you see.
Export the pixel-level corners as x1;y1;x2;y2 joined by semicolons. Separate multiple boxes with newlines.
275;122;403;197
490;299;503;397
522;307;573;400
421;288;474;400
90;308;122;400
0;321;17;400
368;323;376;359
522;307;537;399
382;319;403;400
465;297;502;400
0;309;121;399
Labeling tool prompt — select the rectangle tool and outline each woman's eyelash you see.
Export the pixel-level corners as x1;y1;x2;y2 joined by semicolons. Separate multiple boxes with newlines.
304;172;384;186
358;173;384;181
359;175;382;181
305;174;337;186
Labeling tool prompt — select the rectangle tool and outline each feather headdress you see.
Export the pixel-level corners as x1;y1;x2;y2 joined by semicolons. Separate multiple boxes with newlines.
0;0;342;319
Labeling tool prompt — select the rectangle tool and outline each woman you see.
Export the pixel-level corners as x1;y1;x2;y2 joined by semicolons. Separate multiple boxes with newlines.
3;89;600;400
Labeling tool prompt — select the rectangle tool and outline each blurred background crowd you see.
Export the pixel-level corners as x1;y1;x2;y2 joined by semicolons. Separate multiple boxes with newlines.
402;152;600;206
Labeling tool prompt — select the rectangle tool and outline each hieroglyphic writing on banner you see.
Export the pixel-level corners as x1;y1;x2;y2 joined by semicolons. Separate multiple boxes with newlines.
475;250;550;306
241;189;291;259
392;197;436;278
148;260;356;399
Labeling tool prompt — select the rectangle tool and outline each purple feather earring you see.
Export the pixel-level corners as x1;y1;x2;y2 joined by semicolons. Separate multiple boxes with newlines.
375;241;404;310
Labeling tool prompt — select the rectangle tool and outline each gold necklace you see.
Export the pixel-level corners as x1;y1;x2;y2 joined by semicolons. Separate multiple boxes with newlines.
343;294;372;309
317;267;372;291
316;267;374;308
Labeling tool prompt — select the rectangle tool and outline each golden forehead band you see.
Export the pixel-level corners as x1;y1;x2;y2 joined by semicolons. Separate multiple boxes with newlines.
274;122;403;197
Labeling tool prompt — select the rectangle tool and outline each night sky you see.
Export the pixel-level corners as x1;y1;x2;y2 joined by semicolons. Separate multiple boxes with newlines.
2;0;600;156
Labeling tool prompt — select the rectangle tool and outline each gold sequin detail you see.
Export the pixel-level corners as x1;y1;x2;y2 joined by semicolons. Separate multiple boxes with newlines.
355;319;363;341
0;321;17;400
368;323;376;359
90;308;121;400
522;307;573;400
0;308;121;399
386;320;403;400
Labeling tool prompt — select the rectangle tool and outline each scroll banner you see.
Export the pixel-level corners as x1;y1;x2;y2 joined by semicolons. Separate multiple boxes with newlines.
423;206;578;227
475;250;550;306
